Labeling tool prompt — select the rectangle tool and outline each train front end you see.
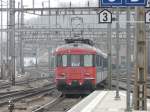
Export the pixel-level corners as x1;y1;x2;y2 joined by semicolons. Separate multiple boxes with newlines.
54;45;96;94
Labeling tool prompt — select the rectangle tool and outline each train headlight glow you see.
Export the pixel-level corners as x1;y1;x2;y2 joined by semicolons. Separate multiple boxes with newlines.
79;82;82;85
60;73;66;76
58;73;66;79
69;82;71;85
84;73;90;76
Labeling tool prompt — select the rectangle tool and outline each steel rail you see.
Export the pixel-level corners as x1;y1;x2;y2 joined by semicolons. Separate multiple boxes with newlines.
0;77;51;90
32;94;63;112
0;85;55;107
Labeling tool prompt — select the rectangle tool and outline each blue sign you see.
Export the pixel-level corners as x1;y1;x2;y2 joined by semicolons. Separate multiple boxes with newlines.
101;0;147;6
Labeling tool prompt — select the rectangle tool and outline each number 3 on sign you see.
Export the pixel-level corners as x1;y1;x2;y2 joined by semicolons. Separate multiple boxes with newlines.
145;11;150;24
98;9;112;23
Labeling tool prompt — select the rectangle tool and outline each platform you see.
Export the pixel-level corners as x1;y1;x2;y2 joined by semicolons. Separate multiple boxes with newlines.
68;91;150;112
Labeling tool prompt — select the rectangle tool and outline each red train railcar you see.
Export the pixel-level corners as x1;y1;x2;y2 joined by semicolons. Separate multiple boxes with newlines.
54;39;107;94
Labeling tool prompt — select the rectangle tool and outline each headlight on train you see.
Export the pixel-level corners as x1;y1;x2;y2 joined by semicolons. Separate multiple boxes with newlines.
84;73;95;80
79;82;82;85
59;73;66;79
69;82;71;85
84;73;90;76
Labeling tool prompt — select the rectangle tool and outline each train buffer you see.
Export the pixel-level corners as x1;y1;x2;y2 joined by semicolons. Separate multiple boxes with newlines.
67;91;150;112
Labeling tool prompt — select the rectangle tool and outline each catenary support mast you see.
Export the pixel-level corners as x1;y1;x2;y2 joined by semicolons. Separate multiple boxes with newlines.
9;0;15;85
134;7;147;110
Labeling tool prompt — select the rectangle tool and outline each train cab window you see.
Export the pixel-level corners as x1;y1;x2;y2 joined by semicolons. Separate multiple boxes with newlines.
93;55;96;66
56;55;62;67
62;55;67;67
71;55;80;67
84;55;93;67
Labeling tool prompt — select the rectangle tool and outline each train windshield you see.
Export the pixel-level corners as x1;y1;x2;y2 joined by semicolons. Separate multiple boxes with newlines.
62;55;67;67
84;55;93;67
71;55;80;67
56;54;94;67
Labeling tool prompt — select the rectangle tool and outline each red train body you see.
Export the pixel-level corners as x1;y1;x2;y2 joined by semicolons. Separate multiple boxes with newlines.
54;40;107;94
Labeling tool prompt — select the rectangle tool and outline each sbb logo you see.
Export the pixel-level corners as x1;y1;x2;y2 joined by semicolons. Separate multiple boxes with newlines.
101;0;146;6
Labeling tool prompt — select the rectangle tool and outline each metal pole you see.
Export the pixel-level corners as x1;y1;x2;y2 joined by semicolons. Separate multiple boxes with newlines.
56;11;58;28
20;0;24;73
48;0;51;74
0;0;3;79
48;48;51;76
126;7;131;111
9;0;15;85
107;22;112;90
5;0;9;80
6;0;9;66
35;48;38;68
48;0;50;26
42;2;44;8
115;7;120;99
32;0;34;8
17;2;20;72
134;7;147;110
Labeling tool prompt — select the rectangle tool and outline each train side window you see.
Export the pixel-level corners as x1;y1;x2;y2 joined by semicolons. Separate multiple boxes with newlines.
103;59;108;68
101;58;107;68
99;56;102;66
100;57;103;68
96;55;99;66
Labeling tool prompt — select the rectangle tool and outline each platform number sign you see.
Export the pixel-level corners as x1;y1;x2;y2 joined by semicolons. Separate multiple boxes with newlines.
98;9;112;23
145;0;150;7
145;11;150;23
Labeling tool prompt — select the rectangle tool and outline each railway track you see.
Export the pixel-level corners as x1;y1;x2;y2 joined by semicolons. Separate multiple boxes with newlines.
32;94;82;112
32;94;63;112
112;72;150;88
0;83;56;107
112;77;150;98
29;72;150;112
0;77;51;90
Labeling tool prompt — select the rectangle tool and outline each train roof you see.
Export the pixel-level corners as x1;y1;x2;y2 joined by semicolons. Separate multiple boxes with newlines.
54;43;107;58
65;38;94;46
